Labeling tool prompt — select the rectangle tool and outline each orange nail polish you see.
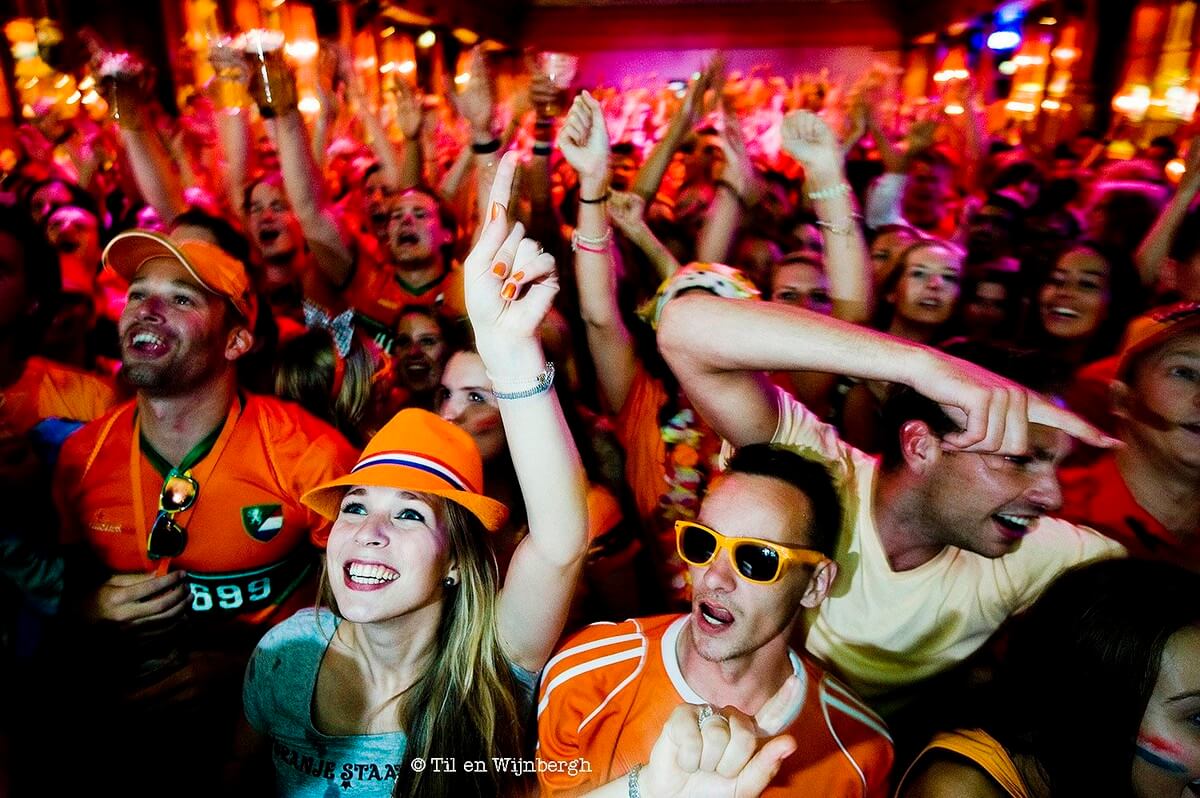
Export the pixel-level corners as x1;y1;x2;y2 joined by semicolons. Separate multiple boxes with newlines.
490;202;505;222
511;270;525;282
492;263;507;276
502;283;516;300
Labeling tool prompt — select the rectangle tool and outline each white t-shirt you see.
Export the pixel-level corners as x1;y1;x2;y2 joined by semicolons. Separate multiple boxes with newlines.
762;389;1125;703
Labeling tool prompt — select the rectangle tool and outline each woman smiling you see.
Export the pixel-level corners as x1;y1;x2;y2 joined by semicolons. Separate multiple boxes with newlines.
240;153;588;798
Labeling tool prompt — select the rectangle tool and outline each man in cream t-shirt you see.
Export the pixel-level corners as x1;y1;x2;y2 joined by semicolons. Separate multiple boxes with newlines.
657;291;1125;719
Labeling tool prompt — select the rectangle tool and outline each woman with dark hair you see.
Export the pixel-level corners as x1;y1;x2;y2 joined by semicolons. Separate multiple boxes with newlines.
871;238;966;343
1028;240;1145;368
898;558;1200;797
393;305;455;411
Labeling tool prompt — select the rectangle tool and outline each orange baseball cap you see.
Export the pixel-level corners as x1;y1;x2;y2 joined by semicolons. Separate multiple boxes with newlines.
302;408;509;532
101;230;257;326
1116;302;1200;380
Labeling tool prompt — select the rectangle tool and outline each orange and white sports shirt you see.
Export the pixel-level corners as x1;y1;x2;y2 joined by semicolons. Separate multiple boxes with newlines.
54;394;358;628
537;614;894;797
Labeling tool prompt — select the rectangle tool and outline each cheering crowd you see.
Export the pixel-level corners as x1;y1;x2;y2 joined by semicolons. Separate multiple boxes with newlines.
1;34;1199;798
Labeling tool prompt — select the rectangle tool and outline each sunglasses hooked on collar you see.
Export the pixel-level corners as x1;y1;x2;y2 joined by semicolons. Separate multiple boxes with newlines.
147;469;197;560
675;520;825;585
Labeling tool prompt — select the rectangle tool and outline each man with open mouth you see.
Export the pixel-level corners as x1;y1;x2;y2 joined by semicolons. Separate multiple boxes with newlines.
538;444;894;797
656;276;1126;740
266;50;514;357
51;230;357;798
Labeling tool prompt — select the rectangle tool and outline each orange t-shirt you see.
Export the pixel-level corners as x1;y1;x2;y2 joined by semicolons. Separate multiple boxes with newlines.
343;245;466;352
54;394;359;628
1059;452;1200;570
537;615;894;797
0;356;115;437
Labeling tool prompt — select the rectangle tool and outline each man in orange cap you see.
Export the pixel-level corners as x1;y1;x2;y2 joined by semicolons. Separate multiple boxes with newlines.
50;230;357;796
1059;302;1200;570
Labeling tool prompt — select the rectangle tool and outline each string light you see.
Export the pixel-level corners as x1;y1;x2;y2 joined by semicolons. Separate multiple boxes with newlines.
417;30;436;48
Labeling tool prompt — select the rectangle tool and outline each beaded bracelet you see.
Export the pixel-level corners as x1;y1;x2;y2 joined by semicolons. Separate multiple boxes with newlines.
806;182;852;201
489;362;555;400
572;227;614;253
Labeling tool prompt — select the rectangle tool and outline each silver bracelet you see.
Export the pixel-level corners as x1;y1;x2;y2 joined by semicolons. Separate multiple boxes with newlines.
627;763;644;798
806;182;852;200
488;362;555;400
815;214;862;235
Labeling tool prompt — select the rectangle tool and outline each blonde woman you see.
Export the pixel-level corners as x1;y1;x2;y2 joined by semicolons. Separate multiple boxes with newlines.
241;153;589;797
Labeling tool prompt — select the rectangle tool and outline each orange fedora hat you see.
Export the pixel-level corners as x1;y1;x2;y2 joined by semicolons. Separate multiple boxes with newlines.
302;408;509;531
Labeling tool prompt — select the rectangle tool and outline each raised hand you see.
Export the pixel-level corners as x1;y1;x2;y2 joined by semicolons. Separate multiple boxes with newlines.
717;109;761;201
637;679;801;798
556;90;610;186
780;110;843;184
393;77;424;141
314;43;344;119
607;190;648;235
905;113;939;156
677;53;725;130
447;46;495;141
464;151;559;350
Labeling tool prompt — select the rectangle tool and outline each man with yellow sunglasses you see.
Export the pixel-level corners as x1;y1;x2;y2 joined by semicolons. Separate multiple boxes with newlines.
538;444;894;797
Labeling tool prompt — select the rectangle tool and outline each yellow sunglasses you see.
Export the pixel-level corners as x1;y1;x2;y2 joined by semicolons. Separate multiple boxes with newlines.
675;520;826;585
